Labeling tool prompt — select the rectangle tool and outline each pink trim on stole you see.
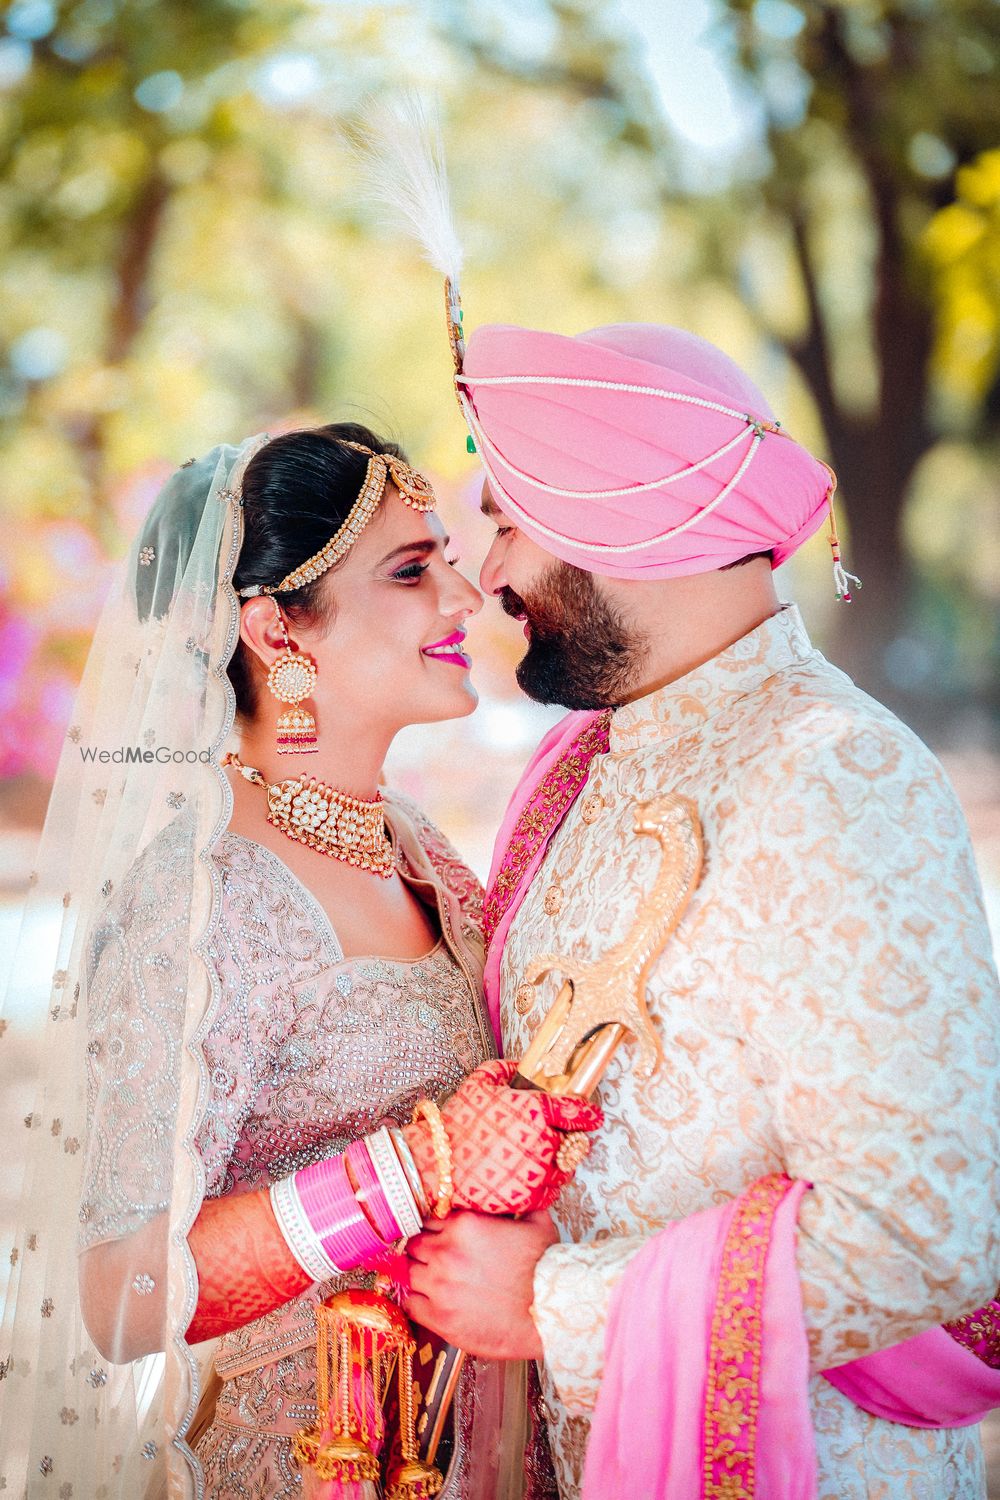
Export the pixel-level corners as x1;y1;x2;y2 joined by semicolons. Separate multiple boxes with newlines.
482;709;610;1040
581;1176;815;1500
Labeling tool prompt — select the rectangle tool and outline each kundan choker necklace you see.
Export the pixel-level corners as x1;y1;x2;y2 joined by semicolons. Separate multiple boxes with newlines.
222;752;395;879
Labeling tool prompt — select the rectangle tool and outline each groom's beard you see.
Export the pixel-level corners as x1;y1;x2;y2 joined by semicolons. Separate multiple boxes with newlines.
500;562;648;711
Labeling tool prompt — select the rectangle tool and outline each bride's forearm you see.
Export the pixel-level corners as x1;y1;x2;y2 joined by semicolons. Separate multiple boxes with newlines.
81;1064;602;1358
188;1135;410;1342
188;1057;605;1342
186;1189;311;1343
79;1141;399;1359
77;1192;313;1360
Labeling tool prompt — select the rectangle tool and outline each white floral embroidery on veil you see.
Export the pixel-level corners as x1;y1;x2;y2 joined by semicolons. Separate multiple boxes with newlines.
0;434;267;1499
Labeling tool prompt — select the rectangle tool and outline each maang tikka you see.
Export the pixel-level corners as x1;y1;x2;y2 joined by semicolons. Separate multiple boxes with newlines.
266;599;319;754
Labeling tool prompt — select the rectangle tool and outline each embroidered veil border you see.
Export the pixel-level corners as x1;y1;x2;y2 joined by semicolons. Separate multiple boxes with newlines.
0;436;267;1498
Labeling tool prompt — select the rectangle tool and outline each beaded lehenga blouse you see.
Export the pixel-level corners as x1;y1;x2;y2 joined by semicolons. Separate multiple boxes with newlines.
81;787;496;1499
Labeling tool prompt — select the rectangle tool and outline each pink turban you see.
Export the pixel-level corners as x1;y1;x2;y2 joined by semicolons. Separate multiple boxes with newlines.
458;322;835;580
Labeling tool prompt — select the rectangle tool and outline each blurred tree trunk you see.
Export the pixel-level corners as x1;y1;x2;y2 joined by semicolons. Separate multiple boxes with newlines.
108;172;171;366
775;7;937;707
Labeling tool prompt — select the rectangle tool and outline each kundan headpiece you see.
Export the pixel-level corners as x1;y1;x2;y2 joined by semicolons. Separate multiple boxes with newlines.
236;440;436;599
360;99;860;601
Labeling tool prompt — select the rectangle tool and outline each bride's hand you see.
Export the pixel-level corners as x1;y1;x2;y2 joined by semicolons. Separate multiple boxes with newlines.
402;1059;603;1218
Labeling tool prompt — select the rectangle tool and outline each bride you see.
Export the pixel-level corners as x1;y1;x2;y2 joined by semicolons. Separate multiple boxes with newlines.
0;424;598;1499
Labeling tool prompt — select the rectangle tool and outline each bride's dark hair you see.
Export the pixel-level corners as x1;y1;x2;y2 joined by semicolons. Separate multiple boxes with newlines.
228;421;407;721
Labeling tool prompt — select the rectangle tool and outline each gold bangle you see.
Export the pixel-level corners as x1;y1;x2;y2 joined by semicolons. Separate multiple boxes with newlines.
411;1099;454;1218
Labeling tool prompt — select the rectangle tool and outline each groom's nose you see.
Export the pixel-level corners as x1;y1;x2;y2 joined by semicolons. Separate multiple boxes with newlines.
479;538;506;598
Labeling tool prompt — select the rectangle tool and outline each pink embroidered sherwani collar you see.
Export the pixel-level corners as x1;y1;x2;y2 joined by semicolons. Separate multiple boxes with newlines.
608;602;816;754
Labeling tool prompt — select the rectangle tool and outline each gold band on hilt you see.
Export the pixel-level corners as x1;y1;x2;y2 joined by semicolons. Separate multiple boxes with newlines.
410;1100;454;1218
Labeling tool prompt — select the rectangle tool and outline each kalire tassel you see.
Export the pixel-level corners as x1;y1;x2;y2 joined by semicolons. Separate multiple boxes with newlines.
385;1456;444;1500
293;1290;443;1499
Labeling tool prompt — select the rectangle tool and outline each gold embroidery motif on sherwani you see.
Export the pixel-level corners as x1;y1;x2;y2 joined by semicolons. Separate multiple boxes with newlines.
505;605;1000;1500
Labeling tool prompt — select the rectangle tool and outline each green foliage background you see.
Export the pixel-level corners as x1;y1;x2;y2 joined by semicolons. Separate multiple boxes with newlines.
2;0;999;818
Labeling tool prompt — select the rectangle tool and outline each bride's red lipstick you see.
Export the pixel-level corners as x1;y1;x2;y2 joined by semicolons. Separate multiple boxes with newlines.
421;629;471;668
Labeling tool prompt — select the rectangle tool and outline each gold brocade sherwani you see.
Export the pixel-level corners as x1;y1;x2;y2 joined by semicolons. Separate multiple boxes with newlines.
501;605;1000;1500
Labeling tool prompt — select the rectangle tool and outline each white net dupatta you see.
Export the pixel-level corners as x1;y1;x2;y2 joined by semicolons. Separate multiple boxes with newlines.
0;435;267;1498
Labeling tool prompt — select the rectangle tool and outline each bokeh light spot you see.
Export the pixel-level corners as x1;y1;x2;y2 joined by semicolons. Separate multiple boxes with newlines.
254;53;322;105
134;70;184;113
0;37;32;88
6;0;55;42
10;328;68;382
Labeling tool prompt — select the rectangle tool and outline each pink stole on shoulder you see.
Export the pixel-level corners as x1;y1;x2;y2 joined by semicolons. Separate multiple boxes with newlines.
484;720;1000;1496
582;1175;815;1499
482;708;609;1043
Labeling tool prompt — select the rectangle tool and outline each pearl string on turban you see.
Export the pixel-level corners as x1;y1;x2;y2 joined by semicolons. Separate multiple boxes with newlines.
455;321;857;595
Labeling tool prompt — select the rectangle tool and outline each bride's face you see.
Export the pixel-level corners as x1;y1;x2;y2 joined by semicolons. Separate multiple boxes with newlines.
282;487;483;735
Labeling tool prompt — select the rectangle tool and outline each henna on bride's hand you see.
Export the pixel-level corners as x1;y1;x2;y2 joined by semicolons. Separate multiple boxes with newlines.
187;1191;310;1343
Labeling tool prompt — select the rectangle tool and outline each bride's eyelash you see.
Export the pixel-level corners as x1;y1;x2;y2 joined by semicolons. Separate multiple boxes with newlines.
393;561;430;582
393;554;461;580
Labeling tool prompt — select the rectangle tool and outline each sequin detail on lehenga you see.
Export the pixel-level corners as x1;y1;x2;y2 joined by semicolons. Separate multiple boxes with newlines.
184;824;490;1498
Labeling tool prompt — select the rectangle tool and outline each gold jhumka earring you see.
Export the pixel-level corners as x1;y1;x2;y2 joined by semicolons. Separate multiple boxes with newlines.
266;599;320;754
292;1289;443;1500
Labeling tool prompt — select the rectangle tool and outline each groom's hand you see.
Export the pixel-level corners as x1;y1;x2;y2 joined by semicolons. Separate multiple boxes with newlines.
404;1208;558;1359
403;1059;603;1217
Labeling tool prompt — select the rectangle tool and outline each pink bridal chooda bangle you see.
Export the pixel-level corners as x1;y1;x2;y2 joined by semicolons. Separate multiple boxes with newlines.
345;1135;404;1242
269;1125;433;1284
270;1147;394;1281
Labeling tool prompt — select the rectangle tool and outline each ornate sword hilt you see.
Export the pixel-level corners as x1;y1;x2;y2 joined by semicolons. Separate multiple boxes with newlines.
416;795;704;1468
513;793;703;1095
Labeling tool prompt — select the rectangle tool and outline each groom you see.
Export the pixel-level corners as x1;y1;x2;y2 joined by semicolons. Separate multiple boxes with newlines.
406;322;1000;1496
